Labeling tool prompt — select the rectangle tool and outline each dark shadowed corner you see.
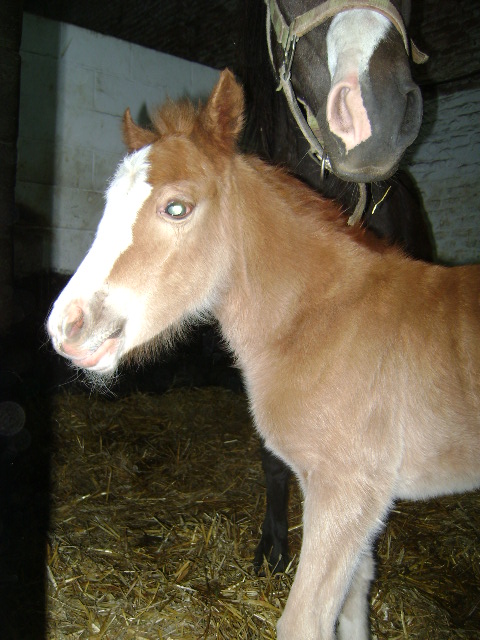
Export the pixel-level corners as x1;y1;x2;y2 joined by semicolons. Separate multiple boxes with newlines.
0;4;56;638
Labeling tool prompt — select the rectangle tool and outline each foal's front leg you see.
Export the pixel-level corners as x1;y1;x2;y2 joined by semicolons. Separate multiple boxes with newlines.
276;470;391;640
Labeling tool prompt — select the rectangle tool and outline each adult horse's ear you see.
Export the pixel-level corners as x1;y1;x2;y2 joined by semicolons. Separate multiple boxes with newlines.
202;69;244;150
122;108;157;151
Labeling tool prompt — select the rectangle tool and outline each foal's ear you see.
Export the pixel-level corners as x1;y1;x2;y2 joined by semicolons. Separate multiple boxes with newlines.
122;108;157;151
202;69;244;150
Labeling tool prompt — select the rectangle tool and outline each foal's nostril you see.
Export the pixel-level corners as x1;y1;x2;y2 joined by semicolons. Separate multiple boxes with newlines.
63;305;85;341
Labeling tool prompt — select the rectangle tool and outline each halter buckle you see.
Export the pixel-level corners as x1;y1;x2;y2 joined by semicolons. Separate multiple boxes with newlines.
281;32;298;82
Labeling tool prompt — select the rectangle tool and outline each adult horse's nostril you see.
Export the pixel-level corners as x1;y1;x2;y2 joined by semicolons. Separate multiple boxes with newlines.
63;305;85;341
398;84;422;146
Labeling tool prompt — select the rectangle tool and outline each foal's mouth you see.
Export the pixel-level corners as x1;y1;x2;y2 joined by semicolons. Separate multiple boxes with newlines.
60;326;125;372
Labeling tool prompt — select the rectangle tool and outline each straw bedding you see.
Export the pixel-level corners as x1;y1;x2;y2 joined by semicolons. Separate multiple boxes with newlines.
46;387;479;639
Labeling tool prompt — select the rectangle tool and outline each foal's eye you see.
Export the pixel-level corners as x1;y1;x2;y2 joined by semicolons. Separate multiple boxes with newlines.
163;200;192;219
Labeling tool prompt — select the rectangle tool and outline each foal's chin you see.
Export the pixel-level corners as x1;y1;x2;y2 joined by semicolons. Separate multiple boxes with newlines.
58;335;124;380
67;327;179;379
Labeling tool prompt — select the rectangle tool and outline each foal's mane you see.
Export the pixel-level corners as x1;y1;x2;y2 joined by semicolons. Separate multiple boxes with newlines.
243;157;392;256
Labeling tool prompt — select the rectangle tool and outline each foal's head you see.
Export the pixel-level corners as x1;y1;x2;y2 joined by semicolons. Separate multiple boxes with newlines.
47;70;244;376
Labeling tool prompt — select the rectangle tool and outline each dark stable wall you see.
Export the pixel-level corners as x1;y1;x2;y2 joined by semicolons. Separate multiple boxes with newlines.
0;1;23;336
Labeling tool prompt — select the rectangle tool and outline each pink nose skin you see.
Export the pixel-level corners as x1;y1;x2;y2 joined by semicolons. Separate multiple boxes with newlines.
53;302;117;371
326;73;372;152
61;304;85;341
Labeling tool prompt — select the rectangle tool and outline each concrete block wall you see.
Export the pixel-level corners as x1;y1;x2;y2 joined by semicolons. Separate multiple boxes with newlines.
15;13;219;275
406;87;480;265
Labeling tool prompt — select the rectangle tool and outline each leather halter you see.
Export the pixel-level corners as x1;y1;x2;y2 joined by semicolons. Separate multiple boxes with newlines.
265;0;428;178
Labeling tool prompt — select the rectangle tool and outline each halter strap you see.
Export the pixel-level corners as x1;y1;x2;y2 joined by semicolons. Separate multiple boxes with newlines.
268;0;428;64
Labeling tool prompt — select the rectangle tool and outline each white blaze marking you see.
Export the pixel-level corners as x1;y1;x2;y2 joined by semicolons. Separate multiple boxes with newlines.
97;145;153;268
327;9;390;80
81;144;153;288
48;145;153;335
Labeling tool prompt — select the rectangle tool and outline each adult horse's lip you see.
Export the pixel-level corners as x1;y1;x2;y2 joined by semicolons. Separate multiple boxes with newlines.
328;153;398;183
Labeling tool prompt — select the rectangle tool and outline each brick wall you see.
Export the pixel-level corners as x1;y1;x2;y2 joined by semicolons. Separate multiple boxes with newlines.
15;13;219;275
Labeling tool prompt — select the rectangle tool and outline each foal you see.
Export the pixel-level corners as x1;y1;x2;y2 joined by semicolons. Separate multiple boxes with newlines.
47;70;480;640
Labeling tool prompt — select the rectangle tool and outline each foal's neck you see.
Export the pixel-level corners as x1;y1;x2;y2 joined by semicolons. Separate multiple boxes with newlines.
215;156;377;360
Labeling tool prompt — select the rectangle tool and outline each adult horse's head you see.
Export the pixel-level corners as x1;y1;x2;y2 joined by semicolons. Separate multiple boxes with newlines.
46;71;244;379
267;0;426;182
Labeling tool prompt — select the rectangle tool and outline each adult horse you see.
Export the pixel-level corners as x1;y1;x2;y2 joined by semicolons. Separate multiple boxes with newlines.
237;0;433;572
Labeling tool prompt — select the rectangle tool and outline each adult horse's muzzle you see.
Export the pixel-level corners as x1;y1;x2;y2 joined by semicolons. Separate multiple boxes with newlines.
321;78;423;182
266;0;427;183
